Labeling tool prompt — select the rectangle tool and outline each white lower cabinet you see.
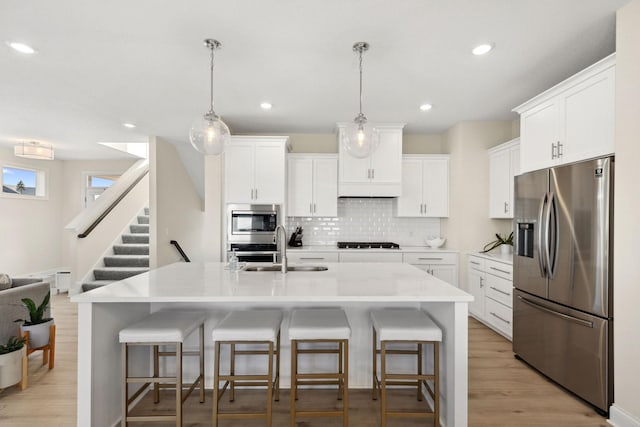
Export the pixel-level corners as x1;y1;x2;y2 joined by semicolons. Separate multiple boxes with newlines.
287;252;339;263
467;254;513;340
403;252;459;287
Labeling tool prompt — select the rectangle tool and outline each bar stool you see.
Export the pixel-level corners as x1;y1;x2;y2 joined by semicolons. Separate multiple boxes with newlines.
371;308;442;427
289;308;351;427
119;310;206;427
211;310;282;427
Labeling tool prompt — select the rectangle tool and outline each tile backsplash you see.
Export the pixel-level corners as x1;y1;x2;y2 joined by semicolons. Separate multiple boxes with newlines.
287;198;441;246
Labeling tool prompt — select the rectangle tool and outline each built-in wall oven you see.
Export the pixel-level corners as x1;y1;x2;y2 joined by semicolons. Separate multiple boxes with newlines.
227;204;280;262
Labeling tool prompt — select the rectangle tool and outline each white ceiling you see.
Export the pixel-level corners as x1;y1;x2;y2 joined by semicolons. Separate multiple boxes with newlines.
0;0;630;160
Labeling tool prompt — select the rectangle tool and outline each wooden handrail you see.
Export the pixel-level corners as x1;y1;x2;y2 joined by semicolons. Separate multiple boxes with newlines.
77;170;149;238
170;240;191;262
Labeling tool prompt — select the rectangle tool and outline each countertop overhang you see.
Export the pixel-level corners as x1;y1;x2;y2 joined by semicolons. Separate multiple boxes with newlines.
71;262;473;304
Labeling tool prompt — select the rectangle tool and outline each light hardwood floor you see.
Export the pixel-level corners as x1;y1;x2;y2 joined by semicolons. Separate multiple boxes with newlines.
0;294;607;426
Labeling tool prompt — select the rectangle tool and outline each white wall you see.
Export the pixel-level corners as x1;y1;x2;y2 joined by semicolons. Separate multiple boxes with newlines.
149;137;205;268
204;155;223;262
0;147;64;275
441;121;515;290
611;1;640;425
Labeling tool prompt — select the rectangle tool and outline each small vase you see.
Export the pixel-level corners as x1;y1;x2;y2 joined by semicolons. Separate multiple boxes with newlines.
500;245;513;255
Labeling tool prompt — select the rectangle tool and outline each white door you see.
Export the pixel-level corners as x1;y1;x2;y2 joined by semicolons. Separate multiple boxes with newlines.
468;267;485;318
396;159;423;217
312;158;338;217
370;128;402;183
489;148;510;218
224;143;254;203
254;142;285;204
288;158;313;217
431;265;458;287
520;100;560;173
562;66;615;163
422;158;449;217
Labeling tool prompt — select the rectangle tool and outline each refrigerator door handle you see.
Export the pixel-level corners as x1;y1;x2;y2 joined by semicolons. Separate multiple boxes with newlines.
517;296;594;328
537;193;548;277
548;191;560;279
543;191;555;279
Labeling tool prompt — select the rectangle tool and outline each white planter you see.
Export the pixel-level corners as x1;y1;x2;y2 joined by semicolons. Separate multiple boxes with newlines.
0;346;25;388
500;245;513;255
20;319;54;349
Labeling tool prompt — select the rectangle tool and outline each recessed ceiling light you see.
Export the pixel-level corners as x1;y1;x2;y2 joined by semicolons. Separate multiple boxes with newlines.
122;123;136;129
472;43;493;56
419;104;433;112
7;41;36;54
260;102;272;110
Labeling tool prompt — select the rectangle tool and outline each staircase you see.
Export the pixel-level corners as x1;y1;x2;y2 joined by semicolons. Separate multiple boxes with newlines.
81;208;150;292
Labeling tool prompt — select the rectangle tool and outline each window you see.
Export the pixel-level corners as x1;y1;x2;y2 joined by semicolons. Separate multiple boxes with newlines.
84;173;120;207
1;165;47;198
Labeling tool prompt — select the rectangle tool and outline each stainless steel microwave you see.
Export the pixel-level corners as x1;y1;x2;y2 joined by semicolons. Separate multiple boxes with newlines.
227;204;280;244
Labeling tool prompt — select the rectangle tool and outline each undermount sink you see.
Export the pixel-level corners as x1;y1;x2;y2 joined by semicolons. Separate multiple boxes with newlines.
242;265;328;272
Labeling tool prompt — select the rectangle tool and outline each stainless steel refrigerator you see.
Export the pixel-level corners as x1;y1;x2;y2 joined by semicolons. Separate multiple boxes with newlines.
513;156;613;415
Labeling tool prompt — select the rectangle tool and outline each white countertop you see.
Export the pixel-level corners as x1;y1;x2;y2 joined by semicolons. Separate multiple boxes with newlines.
288;245;458;253
72;262;472;303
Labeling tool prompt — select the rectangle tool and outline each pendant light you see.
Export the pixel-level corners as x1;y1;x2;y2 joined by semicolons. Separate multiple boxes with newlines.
341;41;379;159
189;39;230;155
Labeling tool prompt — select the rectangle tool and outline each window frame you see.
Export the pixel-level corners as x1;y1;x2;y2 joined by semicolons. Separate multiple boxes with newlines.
1;162;49;200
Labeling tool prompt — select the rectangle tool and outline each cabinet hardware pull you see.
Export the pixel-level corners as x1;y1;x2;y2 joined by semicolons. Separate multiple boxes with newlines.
551;143;557;159
557;142;563;157
255;188;258;199
300;257;324;260
504;202;508;213
367;169;371;179
470;261;480;265
310;203;313;214
490;286;511;296
313;203;317;213
251;188;254;199
480;277;484;287
372;169;375;179
489;312;511;324
418;257;443;261
489;266;511;275
420;204;423;214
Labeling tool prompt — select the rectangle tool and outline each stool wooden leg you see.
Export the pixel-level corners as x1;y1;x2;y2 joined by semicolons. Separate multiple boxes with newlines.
338;340;344;400
372;326;377;400
434;341;440;427
199;323;205;403
176;342;182;427
153;345;160;403
122;343;128;427
275;331;281;401
212;341;221;427
48;324;55;369
229;343;235;402
380;341;387;427
21;350;28;390
343;339;349;427
417;341;423;401
290;340;297;427
266;341;274;427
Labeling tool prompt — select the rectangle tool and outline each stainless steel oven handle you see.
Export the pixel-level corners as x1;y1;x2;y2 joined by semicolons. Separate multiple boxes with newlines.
234;251;279;256
518;296;593;328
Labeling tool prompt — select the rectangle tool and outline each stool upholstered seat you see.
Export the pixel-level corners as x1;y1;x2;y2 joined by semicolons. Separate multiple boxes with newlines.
211;310;282;342
289;308;351;340
370;308;442;342
119;310;207;343
119;310;207;427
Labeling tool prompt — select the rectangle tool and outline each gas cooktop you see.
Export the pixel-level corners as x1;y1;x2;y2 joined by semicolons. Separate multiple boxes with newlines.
337;242;400;249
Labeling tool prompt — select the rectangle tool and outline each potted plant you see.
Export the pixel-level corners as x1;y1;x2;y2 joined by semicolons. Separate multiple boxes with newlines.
481;232;514;254
14;291;54;349
0;336;27;388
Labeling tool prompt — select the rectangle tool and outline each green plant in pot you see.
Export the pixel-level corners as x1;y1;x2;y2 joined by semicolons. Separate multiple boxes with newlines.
14;291;54;349
0;336;27;388
481;232;514;254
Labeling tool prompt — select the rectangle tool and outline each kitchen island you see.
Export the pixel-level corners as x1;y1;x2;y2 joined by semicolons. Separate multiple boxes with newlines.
72;262;472;427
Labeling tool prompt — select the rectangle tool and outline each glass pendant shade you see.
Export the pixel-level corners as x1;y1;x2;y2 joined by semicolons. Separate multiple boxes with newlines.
341;120;380;159
189;112;230;155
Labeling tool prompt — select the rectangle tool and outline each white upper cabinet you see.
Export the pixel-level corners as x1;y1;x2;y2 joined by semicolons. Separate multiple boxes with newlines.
338;124;404;197
514;54;615;173
395;155;449;217
488;139;520;218
288;154;338;217
224;136;289;204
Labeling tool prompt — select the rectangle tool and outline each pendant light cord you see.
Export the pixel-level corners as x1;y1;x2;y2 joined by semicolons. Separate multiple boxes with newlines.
358;47;363;116
209;46;215;114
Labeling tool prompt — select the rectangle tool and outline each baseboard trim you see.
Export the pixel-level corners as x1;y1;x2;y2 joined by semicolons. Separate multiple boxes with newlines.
608;404;640;427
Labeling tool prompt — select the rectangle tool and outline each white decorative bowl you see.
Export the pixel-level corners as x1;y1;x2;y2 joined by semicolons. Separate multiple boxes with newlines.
425;237;446;248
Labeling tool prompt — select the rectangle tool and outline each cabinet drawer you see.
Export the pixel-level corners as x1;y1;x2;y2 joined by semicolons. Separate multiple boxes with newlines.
340;252;403;263
485;297;513;339
403;252;458;265
467;256;485;272
486;274;513;308
485;259;512;280
287;252;339;263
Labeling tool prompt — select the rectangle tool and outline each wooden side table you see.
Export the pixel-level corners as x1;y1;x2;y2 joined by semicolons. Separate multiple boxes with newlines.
18;324;56;389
